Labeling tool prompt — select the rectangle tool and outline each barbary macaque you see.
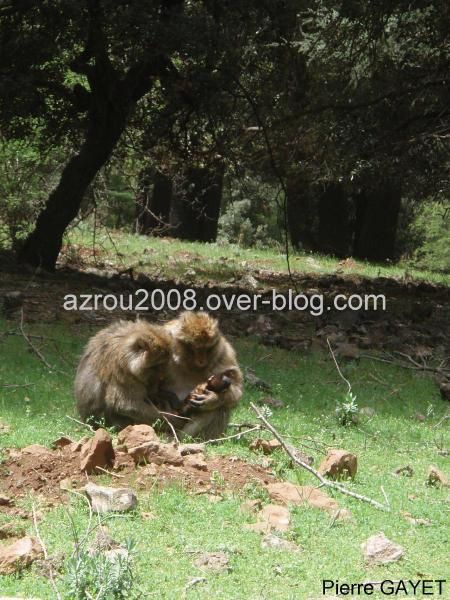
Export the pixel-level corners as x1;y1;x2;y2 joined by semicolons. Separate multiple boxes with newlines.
161;312;243;439
75;320;172;428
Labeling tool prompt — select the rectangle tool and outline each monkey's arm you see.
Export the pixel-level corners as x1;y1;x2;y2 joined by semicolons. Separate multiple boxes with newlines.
216;365;243;408
107;387;163;425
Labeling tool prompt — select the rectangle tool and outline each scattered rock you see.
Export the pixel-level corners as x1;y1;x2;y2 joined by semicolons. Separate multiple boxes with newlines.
261;533;300;552
117;424;159;450
427;465;449;487
249;438;282;455
414;412;426;422
259;396;284;409
393;465;414;477
194;551;230;572
113;451;136;471
318;449;357;480
244;368;272;391
0;495;13;506
51;436;74;450
0;420;11;434
362;533;404;564
84;483;137;513
59;477;75;491
266;482;349;518
240;499;262;514
0;536;44;575
80;429;115;474
179;443;205;456
22;444;53;457
359;406;376;417
128;441;183;466
246;504;291;533
400;511;432;526
0;523;26;539
183;453;208;471
334;343;360;360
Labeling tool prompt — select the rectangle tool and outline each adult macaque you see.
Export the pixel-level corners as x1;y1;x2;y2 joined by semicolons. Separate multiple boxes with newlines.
162;312;243;439
75;320;172;428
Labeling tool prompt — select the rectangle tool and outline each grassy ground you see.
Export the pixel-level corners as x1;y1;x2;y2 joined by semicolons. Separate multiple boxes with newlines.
64;224;450;287
0;317;448;599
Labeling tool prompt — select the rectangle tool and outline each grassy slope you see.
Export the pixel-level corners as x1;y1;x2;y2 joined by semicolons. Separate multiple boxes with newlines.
0;318;448;599
64;225;450;286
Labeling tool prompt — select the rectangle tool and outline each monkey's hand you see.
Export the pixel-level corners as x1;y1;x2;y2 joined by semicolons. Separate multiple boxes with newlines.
188;389;223;412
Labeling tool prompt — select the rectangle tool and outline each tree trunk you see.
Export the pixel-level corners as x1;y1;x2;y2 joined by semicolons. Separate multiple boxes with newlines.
317;182;353;257
19;111;129;271
170;165;224;242
286;172;317;250
353;179;402;261
136;168;173;235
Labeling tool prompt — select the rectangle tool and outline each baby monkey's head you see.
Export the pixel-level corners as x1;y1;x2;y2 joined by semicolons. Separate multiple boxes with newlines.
175;311;220;371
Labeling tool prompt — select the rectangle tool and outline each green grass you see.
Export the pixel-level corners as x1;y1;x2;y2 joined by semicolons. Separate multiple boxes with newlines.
64;223;450;286
0;319;449;599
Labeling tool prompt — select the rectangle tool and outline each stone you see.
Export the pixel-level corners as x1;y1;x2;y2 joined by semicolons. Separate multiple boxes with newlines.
427;465;449;487
183;453;208;471
246;504;291;533
266;482;350;519
244;368;272;391
51;436;74;449
117;424;159;450
80;429;114;474
0;495;13;506
362;533;404;564
359;406;376;417
249;438;282;455
113;451;136;471
0;536;43;575
261;534;300;552
179;443;205;456
84;483;137;513
318;449;358;479
194;551;230;572
240;499;262;514
22;444;52;456
128;441;183;466
259;396;284;409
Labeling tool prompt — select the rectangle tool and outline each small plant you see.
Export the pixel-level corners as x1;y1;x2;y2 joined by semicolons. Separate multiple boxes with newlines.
64;538;137;600
335;391;358;426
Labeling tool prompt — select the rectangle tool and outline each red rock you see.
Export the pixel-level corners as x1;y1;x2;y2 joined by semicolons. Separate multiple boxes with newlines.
427;465;449;487
249;438;282;454
80;429;115;474
51;436;74;449
318;449;358;479
183;453;208;471
117;424;159;450
362;533;404;564
0;536;43;575
128;441;183;466
22;444;53;456
246;504;291;533
266;482;350;519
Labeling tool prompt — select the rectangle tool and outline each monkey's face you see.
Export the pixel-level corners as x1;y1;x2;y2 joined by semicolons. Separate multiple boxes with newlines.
127;335;171;381
179;339;219;371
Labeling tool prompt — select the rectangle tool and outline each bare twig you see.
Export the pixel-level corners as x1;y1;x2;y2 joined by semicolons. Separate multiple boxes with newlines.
95;465;124;479
205;425;262;445
162;415;180;446
32;504;62;600
20;308;53;370
250;403;389;511
1;382;35;389
66;415;95;432
327;339;352;393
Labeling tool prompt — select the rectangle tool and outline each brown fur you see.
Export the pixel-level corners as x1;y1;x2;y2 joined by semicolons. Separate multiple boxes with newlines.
180;371;233;416
75;320;172;428
161;312;243;439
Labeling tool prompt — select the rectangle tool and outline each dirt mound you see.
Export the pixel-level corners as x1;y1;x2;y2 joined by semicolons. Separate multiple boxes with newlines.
0;443;275;513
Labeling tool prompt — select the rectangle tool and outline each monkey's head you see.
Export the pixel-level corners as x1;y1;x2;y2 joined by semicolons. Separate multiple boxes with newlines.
175;311;220;371
123;325;172;382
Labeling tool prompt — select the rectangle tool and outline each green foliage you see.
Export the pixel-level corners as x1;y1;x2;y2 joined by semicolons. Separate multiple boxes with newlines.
411;202;450;273
0;137;61;249
218;177;282;248
335;391;359;426
64;538;136;600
